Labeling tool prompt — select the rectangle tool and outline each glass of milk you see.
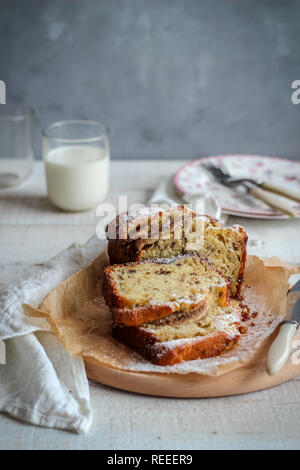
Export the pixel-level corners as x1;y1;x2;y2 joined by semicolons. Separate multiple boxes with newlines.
43;120;110;211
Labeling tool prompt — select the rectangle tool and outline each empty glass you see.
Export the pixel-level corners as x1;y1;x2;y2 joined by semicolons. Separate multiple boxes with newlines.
0;105;35;188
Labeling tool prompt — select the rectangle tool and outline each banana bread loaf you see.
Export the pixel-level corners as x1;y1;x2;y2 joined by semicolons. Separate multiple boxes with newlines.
106;205;247;297
103;253;231;326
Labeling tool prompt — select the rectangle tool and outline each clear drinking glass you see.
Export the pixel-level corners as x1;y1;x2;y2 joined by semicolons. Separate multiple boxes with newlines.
0;105;35;188
42;120;110;211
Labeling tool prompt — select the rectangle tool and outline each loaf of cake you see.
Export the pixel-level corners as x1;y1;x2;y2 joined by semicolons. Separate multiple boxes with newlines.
103;253;231;326
112;300;242;366
106;205;247;297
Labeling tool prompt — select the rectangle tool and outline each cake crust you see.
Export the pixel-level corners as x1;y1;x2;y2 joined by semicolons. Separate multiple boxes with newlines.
112;323;240;366
232;225;248;297
109;301;209;327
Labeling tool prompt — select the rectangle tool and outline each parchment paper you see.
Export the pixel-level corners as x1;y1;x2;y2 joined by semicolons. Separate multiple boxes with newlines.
23;252;300;376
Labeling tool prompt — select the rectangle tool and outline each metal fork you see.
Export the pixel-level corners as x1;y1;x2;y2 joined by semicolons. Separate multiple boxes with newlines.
203;162;297;217
204;163;261;187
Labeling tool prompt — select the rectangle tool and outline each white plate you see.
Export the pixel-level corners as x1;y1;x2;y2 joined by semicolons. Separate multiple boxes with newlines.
174;155;300;219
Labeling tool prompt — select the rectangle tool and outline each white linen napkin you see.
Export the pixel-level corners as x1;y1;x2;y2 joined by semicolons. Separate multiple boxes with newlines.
0;235;104;434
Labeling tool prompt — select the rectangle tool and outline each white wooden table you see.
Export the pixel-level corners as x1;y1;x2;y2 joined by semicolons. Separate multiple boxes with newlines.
0;160;300;450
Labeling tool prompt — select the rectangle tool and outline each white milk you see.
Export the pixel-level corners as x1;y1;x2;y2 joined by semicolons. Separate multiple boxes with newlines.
45;145;109;211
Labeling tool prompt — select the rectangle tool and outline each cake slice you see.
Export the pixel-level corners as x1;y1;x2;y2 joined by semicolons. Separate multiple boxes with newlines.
103;253;230;326
112;300;242;366
106;205;247;297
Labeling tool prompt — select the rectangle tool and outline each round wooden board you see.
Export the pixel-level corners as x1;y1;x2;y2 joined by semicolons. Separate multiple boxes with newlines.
84;328;300;397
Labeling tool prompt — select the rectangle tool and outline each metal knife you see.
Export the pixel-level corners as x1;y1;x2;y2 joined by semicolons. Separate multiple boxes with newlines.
267;280;300;375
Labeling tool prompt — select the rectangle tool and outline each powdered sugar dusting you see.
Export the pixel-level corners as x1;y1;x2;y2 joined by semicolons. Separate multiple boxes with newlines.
154;314;240;351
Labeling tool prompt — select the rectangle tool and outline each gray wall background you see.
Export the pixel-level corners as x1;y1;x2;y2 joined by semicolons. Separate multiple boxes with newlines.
1;0;300;160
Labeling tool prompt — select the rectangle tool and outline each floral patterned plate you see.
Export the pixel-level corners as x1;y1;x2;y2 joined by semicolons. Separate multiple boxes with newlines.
174;155;300;219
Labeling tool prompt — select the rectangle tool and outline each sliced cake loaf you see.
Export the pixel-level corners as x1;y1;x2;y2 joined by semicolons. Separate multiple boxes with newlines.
103;253;231;326
112;300;242;366
106;205;247;297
